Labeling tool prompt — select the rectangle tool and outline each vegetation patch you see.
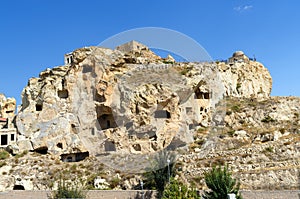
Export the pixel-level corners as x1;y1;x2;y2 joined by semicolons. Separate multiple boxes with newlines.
162;178;199;199
264;146;274;153
49;176;87;199
261;116;276;123
14;150;28;158
0;150;9;160
0;161;7;168
203;164;243;199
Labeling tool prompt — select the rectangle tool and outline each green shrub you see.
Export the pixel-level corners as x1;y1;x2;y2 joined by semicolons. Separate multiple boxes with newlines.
14;150;28;158
236;83;241;91
70;164;77;171
261;116;275;123
162;178;199;199
227;130;235;137
197;127;208;134
109;177;120;189
264;146;274;153
202;164;242;199
226;110;232;115
163;60;174;64
0;150;9;160
231;105;240;112
49;177;87;199
143;151;176;198
180;68;189;75
143;164;174;195
0;161;7;168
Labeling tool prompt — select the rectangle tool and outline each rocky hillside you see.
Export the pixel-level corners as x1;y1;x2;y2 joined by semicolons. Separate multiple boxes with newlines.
181;97;300;190
0;41;298;191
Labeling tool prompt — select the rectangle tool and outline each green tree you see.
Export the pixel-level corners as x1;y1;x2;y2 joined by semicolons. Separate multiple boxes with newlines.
143;150;176;198
162;178;200;199
202;164;242;199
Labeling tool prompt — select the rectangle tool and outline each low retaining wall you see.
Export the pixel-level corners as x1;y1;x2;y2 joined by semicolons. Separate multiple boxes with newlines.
0;190;156;199
241;190;300;199
0;190;299;199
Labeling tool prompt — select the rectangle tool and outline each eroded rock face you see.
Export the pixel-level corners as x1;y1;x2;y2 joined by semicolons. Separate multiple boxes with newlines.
2;42;296;191
0;94;16;120
218;52;272;98
15;46;211;158
15;44;272;159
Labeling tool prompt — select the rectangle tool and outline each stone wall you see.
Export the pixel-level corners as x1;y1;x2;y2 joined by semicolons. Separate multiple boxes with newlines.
0;190;157;199
0;190;299;199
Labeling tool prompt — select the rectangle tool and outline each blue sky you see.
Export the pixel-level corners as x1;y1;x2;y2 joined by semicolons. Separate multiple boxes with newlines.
0;1;299;104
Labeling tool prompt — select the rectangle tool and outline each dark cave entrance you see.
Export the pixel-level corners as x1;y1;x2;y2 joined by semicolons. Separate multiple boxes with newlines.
13;185;25;190
154;110;171;119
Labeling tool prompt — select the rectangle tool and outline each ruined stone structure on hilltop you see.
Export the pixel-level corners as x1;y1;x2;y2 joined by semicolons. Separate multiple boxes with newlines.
0;94;17;148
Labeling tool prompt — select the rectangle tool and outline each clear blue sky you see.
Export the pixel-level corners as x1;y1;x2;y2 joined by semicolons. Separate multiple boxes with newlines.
0;1;299;104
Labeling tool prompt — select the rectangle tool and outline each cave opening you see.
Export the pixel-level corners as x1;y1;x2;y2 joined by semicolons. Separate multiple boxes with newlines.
58;89;69;99
35;104;43;111
185;107;193;115
34;146;48;155
0;134;8;146
104;140;116;152
154;110;171;119
98;114;117;130
195;89;210;99
132;144;141;151
57;143;63;149
13;185;25;190
96;106;117;130
60;151;89;162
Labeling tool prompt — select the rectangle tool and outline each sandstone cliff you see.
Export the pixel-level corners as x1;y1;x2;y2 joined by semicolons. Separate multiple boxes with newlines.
15;45;272;157
1;41;298;192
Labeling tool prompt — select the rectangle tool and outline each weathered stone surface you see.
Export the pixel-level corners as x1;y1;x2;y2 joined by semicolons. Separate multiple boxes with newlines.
0;94;16;119
0;94;17;149
218;52;272;98
0;42;298;192
15;45;222;158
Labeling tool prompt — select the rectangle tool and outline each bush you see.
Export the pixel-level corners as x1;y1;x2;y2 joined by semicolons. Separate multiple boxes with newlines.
143;151;176;198
231;105;240;112
143;164;174;196
0;161;7;168
162;178;199;199
261;116;275;123
49;176;87;199
109;177;120;189
202;164;242;199
180;68;189;75
14;150;28;158
0;150;9;160
236;83;242;91
264;146;274;153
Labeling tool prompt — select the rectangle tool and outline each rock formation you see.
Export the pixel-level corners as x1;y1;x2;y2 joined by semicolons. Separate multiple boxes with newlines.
0;94;17;148
1;41;298;191
14;44;272;158
218;51;272;98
